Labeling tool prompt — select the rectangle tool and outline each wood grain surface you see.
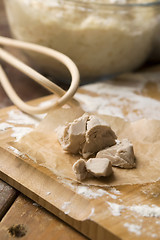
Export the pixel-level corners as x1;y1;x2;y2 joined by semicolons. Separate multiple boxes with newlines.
0;1;87;239
0;195;88;240
0;0;19;221
1;1;160;240
0;180;17;220
0;94;160;240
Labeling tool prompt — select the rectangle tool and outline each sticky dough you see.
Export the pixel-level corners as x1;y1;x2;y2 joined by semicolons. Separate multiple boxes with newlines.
72;158;113;181
86;158;113;177
72;159;88;181
96;139;136;169
57;113;117;158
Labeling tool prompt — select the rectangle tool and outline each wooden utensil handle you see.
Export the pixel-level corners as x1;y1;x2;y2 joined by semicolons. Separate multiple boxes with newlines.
0;36;80;114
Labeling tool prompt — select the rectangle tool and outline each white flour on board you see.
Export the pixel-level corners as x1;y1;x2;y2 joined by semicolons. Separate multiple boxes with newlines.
46;191;51;196
26;153;37;163
61;201;71;214
107;202;160;237
107;202;125;216
58;178;120;200
129;204;160;218
76;186;120;200
107;202;160;218
124;222;142;236
124;223;158;238
87;207;95;218
0;122;13;131
8;146;26;158
150;233;158;238
76;186;109;199
62;201;71;209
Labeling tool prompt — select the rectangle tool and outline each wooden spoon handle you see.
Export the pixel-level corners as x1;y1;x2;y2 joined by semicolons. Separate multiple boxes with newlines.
0;36;80;114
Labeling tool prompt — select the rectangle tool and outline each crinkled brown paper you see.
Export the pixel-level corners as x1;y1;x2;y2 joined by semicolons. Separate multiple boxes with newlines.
13;105;160;186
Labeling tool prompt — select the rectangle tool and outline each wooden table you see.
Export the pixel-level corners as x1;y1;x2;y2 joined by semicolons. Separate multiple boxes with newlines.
1;1;160;240
0;1;87;239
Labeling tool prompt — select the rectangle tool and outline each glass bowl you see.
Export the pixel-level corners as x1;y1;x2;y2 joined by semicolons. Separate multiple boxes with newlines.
3;0;160;81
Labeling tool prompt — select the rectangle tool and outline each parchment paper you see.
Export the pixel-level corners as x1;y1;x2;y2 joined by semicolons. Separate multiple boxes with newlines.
13;105;160;186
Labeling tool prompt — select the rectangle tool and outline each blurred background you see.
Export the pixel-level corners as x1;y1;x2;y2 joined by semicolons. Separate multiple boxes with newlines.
2;0;160;87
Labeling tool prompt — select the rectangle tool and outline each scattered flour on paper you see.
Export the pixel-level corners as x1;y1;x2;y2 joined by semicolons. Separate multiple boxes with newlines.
7;100;57;125
76;93;124;119
141;186;160;198
80;81;143;96
0;109;43;144
11;127;33;142
7;109;39;126
109;188;121;195
124;222;142;236
80;79;160;97
102;191;118;200
0;122;13;131
81;79;160;97
75;92;160;121
76;80;160;121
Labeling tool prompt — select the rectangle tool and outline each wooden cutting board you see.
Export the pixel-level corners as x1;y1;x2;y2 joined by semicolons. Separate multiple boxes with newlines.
0;73;160;240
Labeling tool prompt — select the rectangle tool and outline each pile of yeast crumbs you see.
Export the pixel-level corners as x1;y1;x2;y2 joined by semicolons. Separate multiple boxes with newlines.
57;113;136;181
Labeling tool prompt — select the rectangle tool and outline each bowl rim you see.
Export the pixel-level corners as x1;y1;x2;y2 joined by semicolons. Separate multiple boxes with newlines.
55;0;160;8
9;0;160;8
